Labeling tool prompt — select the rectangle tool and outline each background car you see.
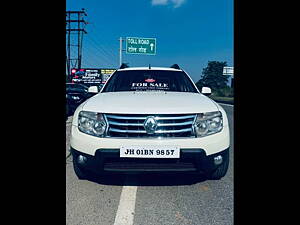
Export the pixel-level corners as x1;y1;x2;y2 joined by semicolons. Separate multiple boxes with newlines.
66;83;90;117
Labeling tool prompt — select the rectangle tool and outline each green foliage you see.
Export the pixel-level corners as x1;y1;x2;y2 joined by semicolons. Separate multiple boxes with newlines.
198;61;229;91
195;61;233;97
195;79;205;91
212;86;234;97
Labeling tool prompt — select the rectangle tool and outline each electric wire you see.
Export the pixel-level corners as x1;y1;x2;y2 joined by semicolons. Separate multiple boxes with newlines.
86;35;117;64
85;36;116;65
89;23;118;59
84;38;115;66
88;29;118;60
82;45;115;67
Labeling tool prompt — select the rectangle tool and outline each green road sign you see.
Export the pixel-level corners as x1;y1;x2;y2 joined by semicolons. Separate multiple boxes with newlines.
126;37;156;55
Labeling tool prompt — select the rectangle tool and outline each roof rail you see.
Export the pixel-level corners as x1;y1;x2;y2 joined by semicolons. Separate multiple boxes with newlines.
170;64;180;69
119;63;129;69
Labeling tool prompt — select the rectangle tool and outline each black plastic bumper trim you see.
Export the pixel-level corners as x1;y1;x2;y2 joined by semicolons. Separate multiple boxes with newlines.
70;147;229;175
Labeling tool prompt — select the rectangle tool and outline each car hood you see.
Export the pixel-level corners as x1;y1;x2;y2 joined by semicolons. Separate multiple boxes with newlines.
82;91;219;114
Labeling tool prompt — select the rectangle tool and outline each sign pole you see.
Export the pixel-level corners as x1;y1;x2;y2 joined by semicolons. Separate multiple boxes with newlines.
119;37;122;66
223;66;234;88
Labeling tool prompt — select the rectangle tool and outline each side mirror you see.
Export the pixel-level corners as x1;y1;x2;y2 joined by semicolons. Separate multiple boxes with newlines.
201;87;211;96
88;86;99;94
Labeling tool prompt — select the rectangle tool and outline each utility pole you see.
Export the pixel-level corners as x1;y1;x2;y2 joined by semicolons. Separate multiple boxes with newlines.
66;9;87;77
119;37;125;67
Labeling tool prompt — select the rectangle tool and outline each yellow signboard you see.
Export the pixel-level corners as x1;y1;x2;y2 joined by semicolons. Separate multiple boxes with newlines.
101;69;116;74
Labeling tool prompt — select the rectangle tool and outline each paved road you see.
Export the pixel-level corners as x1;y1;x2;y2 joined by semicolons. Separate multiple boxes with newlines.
66;104;234;225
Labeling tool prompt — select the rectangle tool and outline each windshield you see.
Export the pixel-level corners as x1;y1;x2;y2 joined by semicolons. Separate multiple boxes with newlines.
66;83;88;92
101;70;198;93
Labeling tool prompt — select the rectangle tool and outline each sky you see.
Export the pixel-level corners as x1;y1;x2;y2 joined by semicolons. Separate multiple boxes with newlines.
66;0;233;82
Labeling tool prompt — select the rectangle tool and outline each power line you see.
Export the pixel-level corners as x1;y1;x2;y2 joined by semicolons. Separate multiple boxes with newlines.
82;44;115;67
81;49;107;67
90;23;118;51
88;24;119;59
87;35;117;62
84;38;115;66
85;36;113;60
85;36;116;64
85;23;119;63
66;9;118;70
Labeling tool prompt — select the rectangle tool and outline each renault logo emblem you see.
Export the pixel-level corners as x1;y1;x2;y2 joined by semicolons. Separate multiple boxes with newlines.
143;116;157;134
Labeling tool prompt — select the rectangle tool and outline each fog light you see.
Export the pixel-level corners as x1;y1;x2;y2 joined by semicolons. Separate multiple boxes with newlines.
214;155;223;165
77;155;87;165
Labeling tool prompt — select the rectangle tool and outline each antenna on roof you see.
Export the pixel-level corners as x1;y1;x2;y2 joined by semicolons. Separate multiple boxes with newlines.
170;64;180;69
149;64;151;69
119;63;129;69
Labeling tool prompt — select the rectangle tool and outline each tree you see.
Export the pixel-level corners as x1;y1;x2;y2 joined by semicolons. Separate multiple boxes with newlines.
197;61;229;91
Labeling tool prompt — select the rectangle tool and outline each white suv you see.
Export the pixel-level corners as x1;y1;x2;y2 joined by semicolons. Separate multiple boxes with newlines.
70;65;230;180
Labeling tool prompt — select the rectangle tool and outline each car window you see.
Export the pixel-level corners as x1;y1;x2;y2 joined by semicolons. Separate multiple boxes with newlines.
66;84;87;92
101;70;198;93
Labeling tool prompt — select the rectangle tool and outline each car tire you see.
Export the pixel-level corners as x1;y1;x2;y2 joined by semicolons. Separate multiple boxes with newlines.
209;150;229;180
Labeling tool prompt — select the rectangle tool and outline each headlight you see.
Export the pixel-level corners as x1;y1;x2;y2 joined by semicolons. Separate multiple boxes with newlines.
71;96;80;100
78;111;107;137
193;111;223;137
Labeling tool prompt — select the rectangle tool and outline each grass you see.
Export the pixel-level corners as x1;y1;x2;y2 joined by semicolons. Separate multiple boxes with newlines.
209;95;234;105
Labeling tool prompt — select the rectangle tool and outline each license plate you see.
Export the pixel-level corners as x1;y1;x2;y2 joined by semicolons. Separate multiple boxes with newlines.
120;146;180;158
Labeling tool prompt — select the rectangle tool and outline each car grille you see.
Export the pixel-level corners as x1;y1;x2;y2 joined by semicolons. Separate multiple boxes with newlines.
104;113;197;138
103;158;197;172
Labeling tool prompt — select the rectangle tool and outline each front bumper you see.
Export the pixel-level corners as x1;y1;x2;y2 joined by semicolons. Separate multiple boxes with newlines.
70;124;230;157
71;147;229;175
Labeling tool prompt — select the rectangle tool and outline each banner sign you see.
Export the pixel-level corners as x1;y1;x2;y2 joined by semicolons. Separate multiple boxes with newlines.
71;68;116;85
